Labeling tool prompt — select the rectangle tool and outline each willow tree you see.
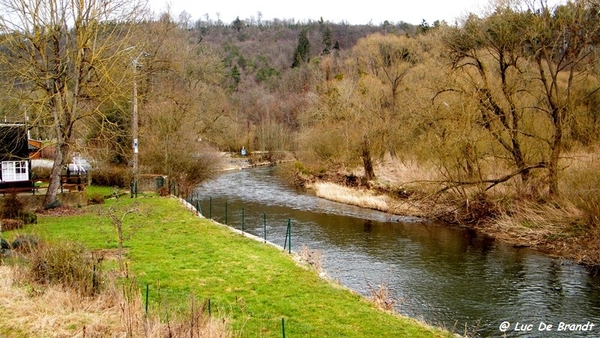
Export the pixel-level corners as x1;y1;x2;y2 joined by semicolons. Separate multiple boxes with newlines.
350;33;423;179
525;0;600;196
441;0;600;197
0;0;146;206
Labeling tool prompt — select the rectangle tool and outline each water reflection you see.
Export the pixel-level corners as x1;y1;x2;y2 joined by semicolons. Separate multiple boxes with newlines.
194;167;600;337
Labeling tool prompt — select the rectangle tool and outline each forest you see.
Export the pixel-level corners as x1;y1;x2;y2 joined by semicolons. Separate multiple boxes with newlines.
0;0;599;265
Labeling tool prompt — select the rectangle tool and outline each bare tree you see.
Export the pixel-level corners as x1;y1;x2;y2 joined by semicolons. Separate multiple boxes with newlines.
0;0;147;206
441;0;600;197
137;15;227;195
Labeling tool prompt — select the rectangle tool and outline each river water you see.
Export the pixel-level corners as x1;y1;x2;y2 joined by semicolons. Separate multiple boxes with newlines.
193;166;600;337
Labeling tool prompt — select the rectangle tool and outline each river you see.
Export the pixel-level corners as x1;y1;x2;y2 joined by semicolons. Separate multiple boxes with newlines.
193;166;600;337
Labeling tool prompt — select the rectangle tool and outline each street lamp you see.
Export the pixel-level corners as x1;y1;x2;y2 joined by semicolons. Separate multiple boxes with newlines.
131;50;151;197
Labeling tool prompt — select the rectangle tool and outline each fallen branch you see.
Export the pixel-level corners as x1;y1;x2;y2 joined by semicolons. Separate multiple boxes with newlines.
436;162;548;193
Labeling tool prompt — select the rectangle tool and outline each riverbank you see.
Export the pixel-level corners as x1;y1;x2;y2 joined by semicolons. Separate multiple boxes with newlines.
291;162;600;270
0;196;453;337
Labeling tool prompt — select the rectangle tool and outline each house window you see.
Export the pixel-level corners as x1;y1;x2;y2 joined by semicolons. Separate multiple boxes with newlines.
1;161;29;182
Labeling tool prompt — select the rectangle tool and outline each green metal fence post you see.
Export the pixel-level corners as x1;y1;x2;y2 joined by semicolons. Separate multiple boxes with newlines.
283;222;289;251
287;218;291;254
209;197;212;219
282;318;286;338
225;202;228;225
242;207;245;232
263;213;267;242
145;283;149;315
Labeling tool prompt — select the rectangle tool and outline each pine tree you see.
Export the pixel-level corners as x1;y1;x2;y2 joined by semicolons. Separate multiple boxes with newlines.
321;26;332;54
291;29;310;68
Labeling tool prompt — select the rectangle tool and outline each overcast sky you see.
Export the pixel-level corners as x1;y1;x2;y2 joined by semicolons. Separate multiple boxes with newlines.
147;0;499;26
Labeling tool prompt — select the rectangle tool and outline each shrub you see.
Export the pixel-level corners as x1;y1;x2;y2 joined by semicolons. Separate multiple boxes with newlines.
24;240;102;296
1;193;25;219
92;166;132;188
31;166;52;180
19;211;37;225
157;186;169;197
88;192;105;204
1;219;24;232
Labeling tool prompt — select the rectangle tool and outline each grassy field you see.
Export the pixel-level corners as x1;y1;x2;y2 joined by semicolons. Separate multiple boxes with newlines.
2;195;452;337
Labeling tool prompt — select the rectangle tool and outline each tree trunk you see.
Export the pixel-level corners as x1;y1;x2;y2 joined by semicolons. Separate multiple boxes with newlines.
43;101;71;207
44;143;66;207
548;108;564;197
361;136;375;181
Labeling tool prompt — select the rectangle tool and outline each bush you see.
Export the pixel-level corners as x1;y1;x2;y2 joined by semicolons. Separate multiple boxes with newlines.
91;166;132;188
1;219;24;232
158;186;169;197
88;192;105;204
31;166;52;180
1;193;25;219
19;211;37;225
25;240;102;296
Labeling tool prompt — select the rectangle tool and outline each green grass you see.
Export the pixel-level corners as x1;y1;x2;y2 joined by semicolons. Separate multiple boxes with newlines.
85;185;120;199
7;196;451;338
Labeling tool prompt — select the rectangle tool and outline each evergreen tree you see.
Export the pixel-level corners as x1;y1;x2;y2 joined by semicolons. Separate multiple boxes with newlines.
230;65;241;90
333;41;340;51
291;29;310;68
232;16;243;32
322;26;332;54
319;18;332;54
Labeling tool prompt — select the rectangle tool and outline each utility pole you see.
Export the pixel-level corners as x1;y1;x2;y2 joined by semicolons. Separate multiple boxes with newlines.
131;50;150;197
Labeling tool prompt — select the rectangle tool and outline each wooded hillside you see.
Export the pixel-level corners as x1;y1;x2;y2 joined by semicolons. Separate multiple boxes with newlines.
1;0;599;249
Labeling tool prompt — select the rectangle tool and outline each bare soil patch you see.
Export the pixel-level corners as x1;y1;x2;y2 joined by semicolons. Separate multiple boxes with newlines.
36;205;83;217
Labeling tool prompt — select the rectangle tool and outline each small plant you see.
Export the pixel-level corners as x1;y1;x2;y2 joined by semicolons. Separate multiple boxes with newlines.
23;240;102;296
1;193;25;219
299;244;324;273
367;279;397;312
88;192;105;204
18;211;37;225
1;219;24;232
158;186;169;197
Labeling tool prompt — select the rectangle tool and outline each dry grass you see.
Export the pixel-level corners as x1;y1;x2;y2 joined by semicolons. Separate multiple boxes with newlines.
0;265;123;337
486;200;581;245
309;182;390;212
476;198;600;266
373;156;442;188
366;280;397;312
0;245;231;338
299;244;324;274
